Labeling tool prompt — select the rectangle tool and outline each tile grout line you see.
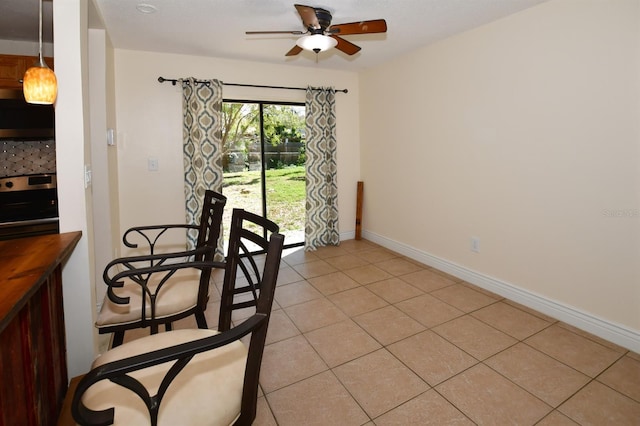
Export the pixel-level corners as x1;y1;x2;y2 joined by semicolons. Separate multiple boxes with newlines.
261;241;640;424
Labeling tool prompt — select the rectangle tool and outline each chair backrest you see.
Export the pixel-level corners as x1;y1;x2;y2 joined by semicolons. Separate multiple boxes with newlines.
179;190;228;316
234;224;283;424
215;209;282;423
167;189;226;312
193;190;227;261
119;190;227;262
218;208;281;333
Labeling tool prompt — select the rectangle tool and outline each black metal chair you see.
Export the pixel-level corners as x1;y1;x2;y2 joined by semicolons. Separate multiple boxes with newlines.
72;209;283;425
95;190;227;348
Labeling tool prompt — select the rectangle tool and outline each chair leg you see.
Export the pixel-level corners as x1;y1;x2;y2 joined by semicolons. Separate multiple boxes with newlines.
111;331;125;348
195;311;208;329
165;322;172;331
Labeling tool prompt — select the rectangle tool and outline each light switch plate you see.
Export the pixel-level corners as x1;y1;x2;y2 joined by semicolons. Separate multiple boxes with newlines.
148;157;159;171
84;164;92;188
107;128;115;146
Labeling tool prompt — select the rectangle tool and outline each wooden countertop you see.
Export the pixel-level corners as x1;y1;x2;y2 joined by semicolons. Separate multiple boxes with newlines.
0;231;82;333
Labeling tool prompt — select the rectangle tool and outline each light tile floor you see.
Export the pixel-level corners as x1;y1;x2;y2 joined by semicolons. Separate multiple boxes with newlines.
127;239;640;425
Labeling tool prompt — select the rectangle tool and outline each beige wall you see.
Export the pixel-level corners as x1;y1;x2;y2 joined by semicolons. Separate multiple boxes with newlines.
54;0;97;377
112;50;360;253
51;0;638;367
360;0;640;346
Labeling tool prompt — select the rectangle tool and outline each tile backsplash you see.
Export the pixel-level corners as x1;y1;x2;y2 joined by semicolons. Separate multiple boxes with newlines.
0;139;56;177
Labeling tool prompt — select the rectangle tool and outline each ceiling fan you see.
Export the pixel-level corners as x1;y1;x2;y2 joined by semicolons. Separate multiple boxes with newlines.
246;4;387;57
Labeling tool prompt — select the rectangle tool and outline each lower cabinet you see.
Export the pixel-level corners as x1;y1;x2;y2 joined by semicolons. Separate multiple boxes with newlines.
0;232;80;426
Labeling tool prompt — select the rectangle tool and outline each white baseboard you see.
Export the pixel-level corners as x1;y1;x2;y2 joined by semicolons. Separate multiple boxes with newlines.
362;230;640;353
340;230;356;241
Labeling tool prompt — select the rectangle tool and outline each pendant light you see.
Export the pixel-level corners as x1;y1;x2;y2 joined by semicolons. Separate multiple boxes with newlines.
23;0;57;105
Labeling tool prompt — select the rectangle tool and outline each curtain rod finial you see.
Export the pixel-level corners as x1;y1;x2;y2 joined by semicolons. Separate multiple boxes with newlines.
158;76;178;86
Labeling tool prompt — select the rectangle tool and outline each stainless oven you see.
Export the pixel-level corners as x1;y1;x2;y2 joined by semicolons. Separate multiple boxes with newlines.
0;173;59;240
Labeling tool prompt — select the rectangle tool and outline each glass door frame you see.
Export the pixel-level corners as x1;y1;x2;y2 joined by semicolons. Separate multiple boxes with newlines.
223;98;305;249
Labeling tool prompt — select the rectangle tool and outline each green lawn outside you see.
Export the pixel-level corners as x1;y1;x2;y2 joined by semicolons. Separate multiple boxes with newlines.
222;165;305;235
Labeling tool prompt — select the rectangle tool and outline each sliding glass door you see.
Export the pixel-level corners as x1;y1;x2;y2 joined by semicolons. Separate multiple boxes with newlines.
221;101;305;247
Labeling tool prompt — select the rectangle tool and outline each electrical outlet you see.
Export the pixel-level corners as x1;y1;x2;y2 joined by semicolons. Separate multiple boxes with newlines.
470;236;480;253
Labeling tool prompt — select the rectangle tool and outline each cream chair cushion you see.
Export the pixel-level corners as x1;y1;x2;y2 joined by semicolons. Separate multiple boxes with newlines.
96;268;201;327
81;329;246;426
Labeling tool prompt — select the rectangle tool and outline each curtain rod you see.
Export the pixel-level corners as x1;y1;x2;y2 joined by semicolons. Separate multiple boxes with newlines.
157;77;348;93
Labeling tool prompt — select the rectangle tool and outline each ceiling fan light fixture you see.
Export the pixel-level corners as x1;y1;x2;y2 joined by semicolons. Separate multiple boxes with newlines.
296;34;337;53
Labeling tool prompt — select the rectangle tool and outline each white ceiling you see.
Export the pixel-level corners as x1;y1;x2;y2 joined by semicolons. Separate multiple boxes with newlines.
1;0;548;72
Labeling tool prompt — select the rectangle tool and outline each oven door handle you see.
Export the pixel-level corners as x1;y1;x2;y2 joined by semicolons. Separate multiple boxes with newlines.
0;217;59;227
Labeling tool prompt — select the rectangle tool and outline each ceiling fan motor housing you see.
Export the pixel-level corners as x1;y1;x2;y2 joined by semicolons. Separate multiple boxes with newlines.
313;8;332;31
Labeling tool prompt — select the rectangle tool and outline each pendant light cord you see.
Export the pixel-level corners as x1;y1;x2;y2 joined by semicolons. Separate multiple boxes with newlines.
38;0;44;63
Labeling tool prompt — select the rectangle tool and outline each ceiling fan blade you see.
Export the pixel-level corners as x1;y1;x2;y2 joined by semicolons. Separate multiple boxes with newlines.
246;30;306;35
285;45;304;56
294;4;320;29
330;19;387;35
331;35;361;55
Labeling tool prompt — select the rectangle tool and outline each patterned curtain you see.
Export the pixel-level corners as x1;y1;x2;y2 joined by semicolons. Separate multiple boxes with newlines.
182;78;223;252
305;86;339;251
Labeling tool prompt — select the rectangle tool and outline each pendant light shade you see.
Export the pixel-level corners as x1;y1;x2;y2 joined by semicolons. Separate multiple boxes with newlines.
23;56;57;104
23;0;57;105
